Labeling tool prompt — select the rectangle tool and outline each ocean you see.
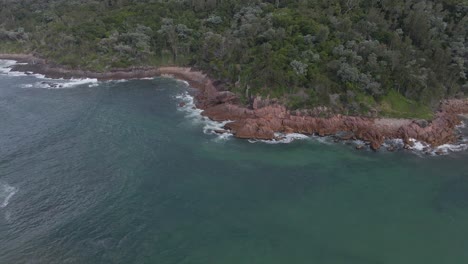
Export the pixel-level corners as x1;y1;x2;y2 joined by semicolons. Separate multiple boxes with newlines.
1;60;468;264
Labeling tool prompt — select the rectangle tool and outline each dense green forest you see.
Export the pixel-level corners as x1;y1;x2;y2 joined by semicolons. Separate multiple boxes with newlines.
0;0;467;118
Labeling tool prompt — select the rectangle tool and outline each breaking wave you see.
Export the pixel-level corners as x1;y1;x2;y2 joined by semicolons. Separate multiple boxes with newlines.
176;91;233;141
21;78;99;89
0;59;44;78
381;122;467;156
0;59;17;74
248;133;311;144
406;121;467;155
174;84;467;155
1;59;100;88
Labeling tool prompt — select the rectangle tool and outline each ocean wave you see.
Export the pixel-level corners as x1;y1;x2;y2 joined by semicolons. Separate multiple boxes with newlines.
174;92;468;154
0;183;18;208
176;91;233;140
404;138;467;156
1;59;100;88
106;79;128;84
176;79;190;86
0;60;41;77
249;133;311;144
21;78;99;89
0;59;17;74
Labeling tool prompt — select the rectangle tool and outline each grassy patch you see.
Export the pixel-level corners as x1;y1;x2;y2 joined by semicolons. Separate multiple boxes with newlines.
380;90;433;120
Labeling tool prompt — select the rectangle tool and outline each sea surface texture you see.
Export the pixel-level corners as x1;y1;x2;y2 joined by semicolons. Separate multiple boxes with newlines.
0;60;468;264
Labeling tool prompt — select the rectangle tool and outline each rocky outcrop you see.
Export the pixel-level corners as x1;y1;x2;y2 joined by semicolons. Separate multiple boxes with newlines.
2;53;467;150
185;67;467;150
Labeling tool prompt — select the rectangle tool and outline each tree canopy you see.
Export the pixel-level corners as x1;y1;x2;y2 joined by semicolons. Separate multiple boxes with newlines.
1;0;467;118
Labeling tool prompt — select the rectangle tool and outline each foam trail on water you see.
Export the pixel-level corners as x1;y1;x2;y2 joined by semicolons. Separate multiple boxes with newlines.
176;91;233;140
0;183;18;208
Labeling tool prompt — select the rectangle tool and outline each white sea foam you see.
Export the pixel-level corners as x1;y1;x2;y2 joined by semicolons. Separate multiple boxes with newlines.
249;133;310;144
408;138;427;152
176;91;233;140
8;70;47;78
0;183;18;208
61;78;98;88
434;143;468;154
382;139;405;150
22;78;99;89
1;59;100;88
405;137;468;156
0;59;17;74
107;79;128;83
174;92;468;154
7;71;28;77
177;80;190;86
0;59;37;76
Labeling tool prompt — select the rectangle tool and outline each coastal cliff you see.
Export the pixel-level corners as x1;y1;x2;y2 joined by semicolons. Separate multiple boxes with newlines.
1;54;467;151
187;68;467;150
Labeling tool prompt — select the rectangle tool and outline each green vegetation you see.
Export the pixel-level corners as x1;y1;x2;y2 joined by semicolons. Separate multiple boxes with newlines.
381;90;433;119
0;0;467;118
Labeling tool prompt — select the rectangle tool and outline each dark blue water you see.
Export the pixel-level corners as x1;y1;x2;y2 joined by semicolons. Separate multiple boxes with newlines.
1;61;468;264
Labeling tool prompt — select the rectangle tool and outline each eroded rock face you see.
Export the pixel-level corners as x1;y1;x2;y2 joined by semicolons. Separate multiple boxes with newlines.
3;54;466;150
190;70;468;150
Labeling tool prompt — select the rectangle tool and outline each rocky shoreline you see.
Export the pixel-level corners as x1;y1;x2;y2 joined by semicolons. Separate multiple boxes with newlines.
1;53;467;152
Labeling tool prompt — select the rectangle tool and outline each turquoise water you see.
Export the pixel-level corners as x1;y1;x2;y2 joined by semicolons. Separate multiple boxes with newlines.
0;65;468;264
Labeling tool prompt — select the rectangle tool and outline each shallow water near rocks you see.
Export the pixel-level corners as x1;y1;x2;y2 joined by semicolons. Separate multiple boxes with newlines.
0;63;468;264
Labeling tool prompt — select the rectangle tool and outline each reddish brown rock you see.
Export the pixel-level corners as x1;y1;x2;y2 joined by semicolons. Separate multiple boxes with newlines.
2;53;466;150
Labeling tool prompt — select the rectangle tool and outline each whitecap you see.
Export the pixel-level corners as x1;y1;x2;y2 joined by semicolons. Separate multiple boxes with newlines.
0;60;38;76
408;138;428;152
405;137;468;156
22;78;99;89
175;87;468;153
249;133;310;144
61;78;98;88
176;91;233;140
7;71;28;77
177;80;190;86
434;143;468;154
0;59;17;74
0;183;18;208
1;60;100;88
313;135;335;145
106;79;128;84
